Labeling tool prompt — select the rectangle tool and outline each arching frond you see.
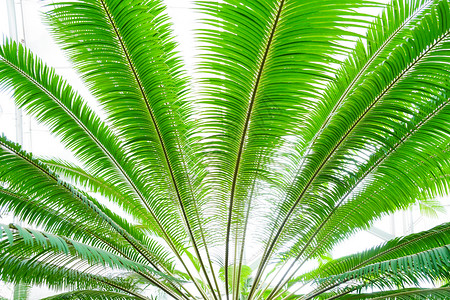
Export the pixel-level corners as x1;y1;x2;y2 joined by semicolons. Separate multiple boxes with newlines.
302;222;450;281
0;0;449;298
336;287;450;299
40;290;144;300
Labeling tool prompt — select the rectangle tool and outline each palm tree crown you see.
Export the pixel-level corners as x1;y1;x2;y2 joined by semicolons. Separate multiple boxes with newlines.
0;0;449;299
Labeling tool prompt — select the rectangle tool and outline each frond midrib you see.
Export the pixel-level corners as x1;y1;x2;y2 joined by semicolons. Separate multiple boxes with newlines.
351;225;450;271
306;245;450;300
0;139;164;277
264;97;450;297
327;0;433;126
2;189;189;300
370;287;450;300
224;1;286;299
253;26;450;291
289;102;450;298
0;47;188;268
0;51;163;242
280;98;450;281
248;2;437;292
5;224;151;300
300;0;433;166
97;3;216;297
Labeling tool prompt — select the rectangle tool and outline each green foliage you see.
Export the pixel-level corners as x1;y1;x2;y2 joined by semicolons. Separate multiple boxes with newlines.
219;265;252;295
13;282;29;300
337;287;450;299
40;290;142;300
0;0;449;299
320;245;450;288
299;222;450;282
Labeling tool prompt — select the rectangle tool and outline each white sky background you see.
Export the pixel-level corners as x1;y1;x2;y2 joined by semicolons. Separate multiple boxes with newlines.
0;0;448;299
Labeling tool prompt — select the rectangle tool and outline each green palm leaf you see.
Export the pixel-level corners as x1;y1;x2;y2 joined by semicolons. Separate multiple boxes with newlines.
335;287;450;299
13;282;29;300
309;245;450;298
0;0;449;299
303;222;450;280
46;1;217;294
40;290;144;300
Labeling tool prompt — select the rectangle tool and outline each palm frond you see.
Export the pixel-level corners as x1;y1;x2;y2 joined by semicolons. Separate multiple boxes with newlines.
253;0;450;288
0;0;449;298
13;282;29;300
307;245;450;299
0;225;183;299
40;290;143;300
336;287;450;299
0;251;141;297
0;223;162;275
0;39;172;244
41;159;138;215
302;222;450;282
47;1;218;294
0;136;178;278
0;187;164;269
197;0;379;297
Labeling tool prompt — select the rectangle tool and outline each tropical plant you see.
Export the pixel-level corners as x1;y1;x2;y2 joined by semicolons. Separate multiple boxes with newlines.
0;0;449;299
13;283;30;300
